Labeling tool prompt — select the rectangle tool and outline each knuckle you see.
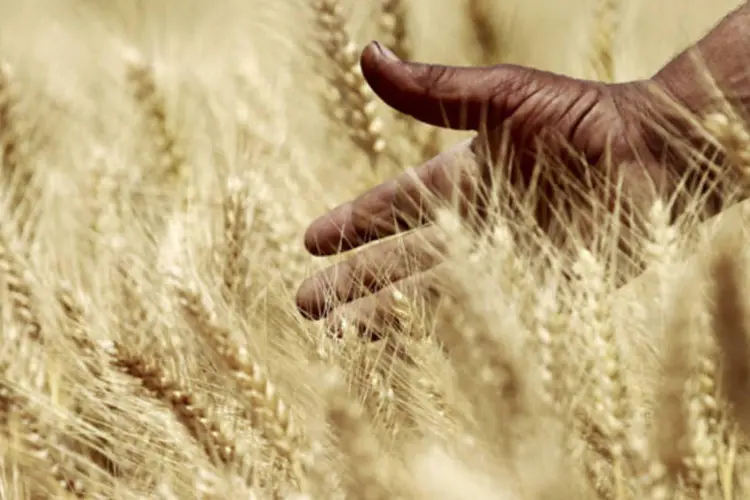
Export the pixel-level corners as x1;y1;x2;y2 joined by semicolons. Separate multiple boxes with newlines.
417;65;450;96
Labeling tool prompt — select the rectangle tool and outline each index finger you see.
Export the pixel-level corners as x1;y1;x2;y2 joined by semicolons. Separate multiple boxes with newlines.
304;138;483;256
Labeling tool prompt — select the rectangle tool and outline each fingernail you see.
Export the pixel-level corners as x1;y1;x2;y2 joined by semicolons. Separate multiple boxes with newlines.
372;41;398;61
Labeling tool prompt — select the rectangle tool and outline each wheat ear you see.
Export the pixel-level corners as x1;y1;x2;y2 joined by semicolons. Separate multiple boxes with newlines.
0;60;34;232
325;373;412;500
0;385;86;498
589;0;621;82
312;0;386;169
571;249;630;495
685;313;721;495
107;343;238;467
466;0;502;66
172;280;308;489
378;0;409;61
649;277;698;498
124;48;191;207
704;111;750;198
0;225;41;343
376;0;440;164
648;259;721;496
0;60;19;174
709;242;750;437
432;211;539;462
220;175;250;301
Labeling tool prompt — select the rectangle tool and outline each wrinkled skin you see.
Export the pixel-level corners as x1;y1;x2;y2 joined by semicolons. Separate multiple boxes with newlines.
295;40;716;338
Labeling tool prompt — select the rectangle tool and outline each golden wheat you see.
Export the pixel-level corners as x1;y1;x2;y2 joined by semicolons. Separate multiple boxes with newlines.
0;1;749;499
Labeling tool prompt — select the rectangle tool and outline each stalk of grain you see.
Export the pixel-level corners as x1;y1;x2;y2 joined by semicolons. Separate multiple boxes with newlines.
529;278;567;411
643;200;679;317
171;278;309;492
433;211;583;498
465;0;503;66
635;200;681;498
0;59;34;231
376;316;454;439
704;111;750;196
85;146;127;259
115;256;156;342
324;372;413;500
236;168;311;291
220;175;250;301
432;210;539;464
56;285;106;378
685;306;721;495
648;271;698;497
311;0;386;169
123;48;193;208
570;249;630;496
54;284;134;488
709;240;750;438
0;224;41;343
107;342;239;469
378;0;409;61
588;0;621;82
377;0;440;164
646;259;722;497
0;386;86;498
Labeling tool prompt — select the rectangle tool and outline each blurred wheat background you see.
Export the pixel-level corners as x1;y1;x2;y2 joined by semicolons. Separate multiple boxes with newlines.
0;0;749;498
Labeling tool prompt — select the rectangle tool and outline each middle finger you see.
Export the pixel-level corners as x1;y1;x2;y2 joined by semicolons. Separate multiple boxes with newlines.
303;138;483;256
296;225;446;321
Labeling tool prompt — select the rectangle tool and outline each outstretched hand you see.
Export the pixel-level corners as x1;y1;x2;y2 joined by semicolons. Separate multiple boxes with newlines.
296;40;705;338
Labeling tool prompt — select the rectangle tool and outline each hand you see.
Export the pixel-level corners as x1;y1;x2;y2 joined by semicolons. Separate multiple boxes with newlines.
295;41;707;338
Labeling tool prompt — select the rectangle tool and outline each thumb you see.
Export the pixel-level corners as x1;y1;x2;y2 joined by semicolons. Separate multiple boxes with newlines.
360;41;542;131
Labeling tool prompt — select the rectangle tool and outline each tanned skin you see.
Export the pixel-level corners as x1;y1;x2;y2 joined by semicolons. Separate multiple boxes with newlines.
296;2;750;337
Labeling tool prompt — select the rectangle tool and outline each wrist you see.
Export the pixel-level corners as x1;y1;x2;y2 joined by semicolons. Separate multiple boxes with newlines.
641;2;750;216
652;1;750;120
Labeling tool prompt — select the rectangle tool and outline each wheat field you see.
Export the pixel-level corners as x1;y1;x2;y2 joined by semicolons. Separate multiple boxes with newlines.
1;0;750;498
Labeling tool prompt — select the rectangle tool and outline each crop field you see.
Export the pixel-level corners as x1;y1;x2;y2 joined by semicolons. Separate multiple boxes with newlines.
0;0;749;498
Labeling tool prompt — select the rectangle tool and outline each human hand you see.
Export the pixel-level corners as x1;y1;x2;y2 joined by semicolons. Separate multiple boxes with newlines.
295;41;706;338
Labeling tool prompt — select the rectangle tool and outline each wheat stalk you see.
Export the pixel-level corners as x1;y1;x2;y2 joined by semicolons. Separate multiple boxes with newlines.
311;0;386;169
